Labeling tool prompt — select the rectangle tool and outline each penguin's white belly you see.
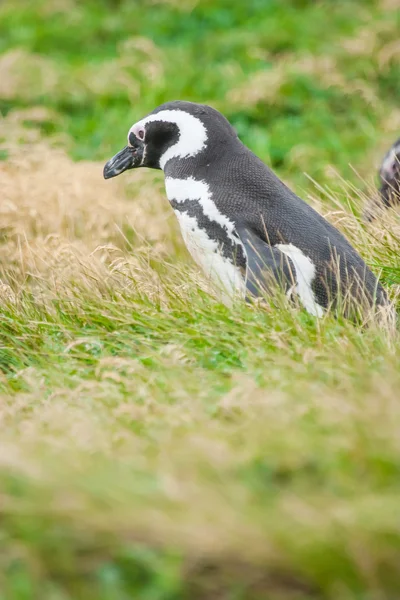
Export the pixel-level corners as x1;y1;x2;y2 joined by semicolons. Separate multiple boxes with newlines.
174;211;246;303
165;176;246;304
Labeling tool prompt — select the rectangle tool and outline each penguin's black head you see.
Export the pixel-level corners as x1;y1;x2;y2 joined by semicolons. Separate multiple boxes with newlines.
378;137;400;208
103;100;238;179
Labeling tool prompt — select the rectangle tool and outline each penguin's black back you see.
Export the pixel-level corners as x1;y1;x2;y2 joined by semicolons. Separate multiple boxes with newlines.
166;137;387;312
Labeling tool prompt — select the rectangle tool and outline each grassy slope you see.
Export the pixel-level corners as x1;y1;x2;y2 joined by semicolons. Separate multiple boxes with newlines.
0;0;400;598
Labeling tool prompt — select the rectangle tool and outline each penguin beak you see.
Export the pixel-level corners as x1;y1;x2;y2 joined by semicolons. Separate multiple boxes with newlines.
103;144;143;179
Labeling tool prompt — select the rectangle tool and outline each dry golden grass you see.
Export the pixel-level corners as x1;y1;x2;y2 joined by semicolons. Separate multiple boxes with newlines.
0;112;181;280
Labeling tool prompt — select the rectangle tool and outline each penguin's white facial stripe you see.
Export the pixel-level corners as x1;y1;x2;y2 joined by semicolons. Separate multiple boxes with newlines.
165;176;238;236
134;110;207;169
276;244;324;317
127;124;145;145
174;210;246;303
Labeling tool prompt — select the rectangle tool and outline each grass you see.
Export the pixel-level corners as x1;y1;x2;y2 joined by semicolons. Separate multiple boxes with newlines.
1;0;400;597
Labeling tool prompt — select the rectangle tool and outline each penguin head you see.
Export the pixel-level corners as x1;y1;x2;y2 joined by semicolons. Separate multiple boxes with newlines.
103;100;238;179
378;137;400;208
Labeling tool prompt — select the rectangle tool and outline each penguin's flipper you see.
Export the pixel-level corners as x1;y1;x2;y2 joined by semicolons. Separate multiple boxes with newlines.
236;227;296;298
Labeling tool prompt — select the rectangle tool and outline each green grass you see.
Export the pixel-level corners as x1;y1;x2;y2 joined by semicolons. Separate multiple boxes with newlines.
1;0;399;186
0;268;399;599
1;0;400;598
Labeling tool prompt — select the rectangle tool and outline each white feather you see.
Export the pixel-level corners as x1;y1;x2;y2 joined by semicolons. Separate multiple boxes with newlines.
276;243;324;317
165;175;246;302
174;211;246;304
165;176;237;234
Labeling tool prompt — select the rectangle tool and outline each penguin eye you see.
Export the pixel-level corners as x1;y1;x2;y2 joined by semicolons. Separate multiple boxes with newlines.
137;128;145;140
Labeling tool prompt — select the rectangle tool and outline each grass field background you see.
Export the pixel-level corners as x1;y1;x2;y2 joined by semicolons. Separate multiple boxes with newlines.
1;0;400;598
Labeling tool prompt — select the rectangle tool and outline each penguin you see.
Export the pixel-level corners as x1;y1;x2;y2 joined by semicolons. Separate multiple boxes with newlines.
104;100;390;320
378;137;400;209
363;137;400;222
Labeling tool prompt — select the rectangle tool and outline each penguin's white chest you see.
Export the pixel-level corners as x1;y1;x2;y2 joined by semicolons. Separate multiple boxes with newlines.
165;177;246;302
174;211;245;300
